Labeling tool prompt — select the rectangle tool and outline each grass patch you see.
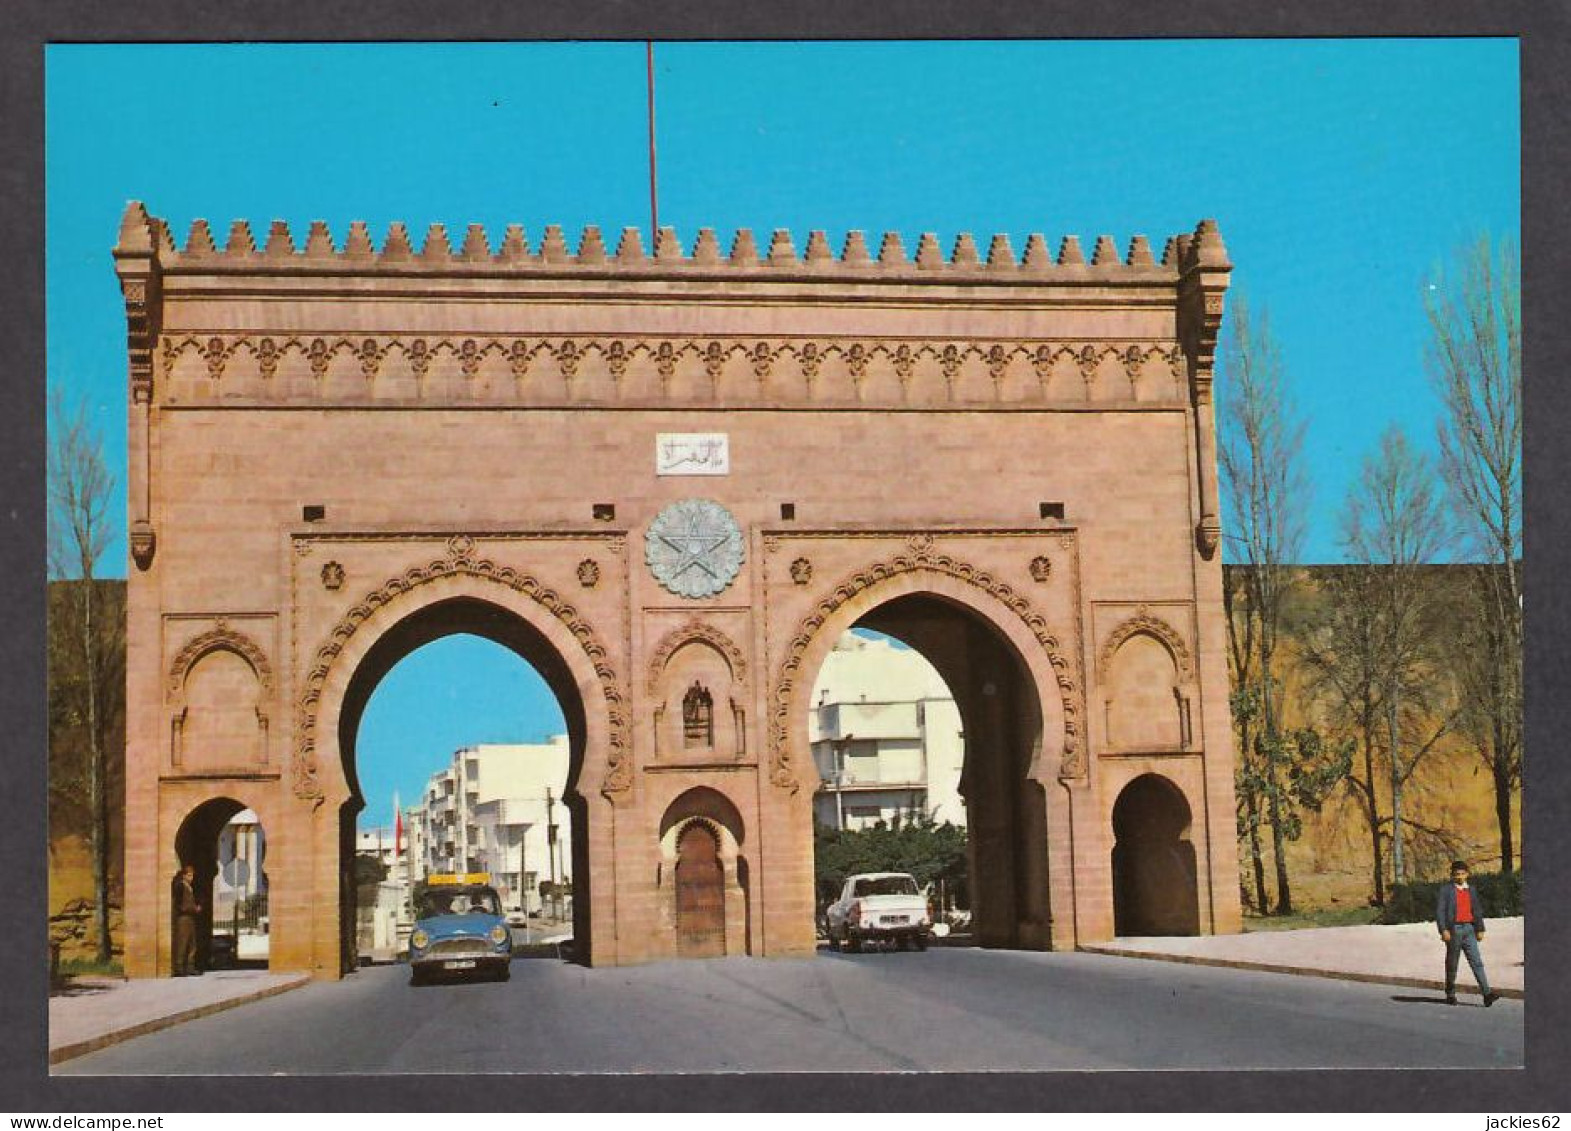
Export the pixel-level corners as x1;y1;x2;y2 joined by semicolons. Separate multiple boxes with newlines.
56;956;124;978
1242;906;1381;932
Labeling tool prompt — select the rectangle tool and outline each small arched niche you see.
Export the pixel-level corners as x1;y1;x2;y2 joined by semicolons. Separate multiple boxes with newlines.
649;625;746;762
1100;613;1193;753
171;637;270;772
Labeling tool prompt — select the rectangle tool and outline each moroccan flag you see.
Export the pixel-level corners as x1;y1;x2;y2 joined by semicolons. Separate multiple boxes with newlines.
394;792;403;859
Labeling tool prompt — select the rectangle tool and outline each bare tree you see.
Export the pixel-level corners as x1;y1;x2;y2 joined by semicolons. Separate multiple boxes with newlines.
1425;235;1522;872
1218;293;1312;913
48;390;117;964
1343;425;1451;882
1301;426;1452;903
1298;564;1389;904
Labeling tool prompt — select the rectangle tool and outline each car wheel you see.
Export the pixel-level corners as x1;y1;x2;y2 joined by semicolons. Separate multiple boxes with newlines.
495;963;511;982
914;933;928;951
846;931;861;954
826;927;840;952
410;967;427;986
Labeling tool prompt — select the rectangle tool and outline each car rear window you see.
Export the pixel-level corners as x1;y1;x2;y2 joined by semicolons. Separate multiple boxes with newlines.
854;876;919;897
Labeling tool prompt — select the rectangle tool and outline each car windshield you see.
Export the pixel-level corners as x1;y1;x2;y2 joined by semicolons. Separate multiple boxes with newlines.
854;876;919;897
417;887;501;918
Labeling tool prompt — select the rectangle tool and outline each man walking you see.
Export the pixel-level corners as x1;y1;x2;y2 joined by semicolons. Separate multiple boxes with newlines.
172;863;202;976
1435;859;1499;1006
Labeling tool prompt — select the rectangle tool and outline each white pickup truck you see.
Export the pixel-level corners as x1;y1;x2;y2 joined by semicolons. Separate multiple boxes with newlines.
825;872;932;952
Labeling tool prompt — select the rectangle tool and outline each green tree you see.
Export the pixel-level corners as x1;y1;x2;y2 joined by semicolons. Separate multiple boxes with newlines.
813;814;968;910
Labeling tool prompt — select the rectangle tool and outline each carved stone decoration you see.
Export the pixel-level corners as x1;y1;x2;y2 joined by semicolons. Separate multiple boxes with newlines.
790;557;813;585
117;267;158;405
294;539;631;801
320;561;346;590
682;681;715;748
770;541;1083;792
256;337;279;380
447;534;475;562
1097;605;1194;682
204;336;227;380
1029;555;1052;582
1195;519;1222;557
577;559;601;588
1077;344;1100;386
645;499;745;599
556;339;580;381
509;339;532;380
168;623;275;699
606;341;628;382
645;620;748;693
798;342;821;383
986;344;1008;384
703;340;726;381
130;520;157;571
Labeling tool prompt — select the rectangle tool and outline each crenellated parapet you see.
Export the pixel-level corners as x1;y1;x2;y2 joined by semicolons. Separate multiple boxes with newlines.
118;205;1222;281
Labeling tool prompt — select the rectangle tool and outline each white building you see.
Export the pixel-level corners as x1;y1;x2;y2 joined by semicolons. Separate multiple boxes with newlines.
406;737;572;916
355;826;397;870
809;633;966;830
214;809;269;960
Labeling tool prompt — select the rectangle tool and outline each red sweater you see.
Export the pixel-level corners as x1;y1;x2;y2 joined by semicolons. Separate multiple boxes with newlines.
1455;885;1473;923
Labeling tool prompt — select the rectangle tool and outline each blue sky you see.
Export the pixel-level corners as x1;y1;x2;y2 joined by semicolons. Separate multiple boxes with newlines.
45;41;1519;828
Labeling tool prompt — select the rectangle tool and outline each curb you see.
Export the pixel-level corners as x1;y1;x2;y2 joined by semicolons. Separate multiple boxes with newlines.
1078;945;1524;1001
49;975;312;1066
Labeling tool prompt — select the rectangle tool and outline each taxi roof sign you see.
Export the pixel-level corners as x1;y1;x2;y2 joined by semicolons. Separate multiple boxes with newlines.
427;872;491;886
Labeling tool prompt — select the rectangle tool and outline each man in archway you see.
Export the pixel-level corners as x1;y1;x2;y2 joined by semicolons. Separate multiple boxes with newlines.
171;864;202;976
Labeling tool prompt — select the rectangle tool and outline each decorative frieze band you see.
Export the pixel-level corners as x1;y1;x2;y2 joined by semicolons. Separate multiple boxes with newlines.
158;333;1188;405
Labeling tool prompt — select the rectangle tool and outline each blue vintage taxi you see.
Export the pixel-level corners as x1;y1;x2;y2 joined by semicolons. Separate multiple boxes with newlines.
407;873;513;984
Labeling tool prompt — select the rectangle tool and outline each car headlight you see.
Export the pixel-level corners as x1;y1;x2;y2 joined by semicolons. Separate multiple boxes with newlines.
490;924;509;946
410;929;429;950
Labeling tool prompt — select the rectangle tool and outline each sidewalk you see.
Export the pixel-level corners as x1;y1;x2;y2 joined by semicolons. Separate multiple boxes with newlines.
1080;916;1523;998
49;969;310;1066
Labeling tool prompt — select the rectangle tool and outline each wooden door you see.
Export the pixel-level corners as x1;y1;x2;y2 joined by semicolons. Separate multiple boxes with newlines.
675;823;726;958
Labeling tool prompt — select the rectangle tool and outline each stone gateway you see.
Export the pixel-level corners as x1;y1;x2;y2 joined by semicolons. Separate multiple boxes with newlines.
115;204;1240;977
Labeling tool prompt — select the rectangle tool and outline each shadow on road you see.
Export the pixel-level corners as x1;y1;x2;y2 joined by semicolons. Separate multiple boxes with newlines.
1390;994;1484;1007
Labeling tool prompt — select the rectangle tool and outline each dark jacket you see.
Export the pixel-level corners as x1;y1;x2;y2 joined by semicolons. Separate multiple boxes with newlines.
172;874;200;916
1435;882;1487;937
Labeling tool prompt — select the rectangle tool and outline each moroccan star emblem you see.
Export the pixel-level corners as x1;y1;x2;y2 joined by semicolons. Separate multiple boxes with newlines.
657;512;730;581
645;499;744;599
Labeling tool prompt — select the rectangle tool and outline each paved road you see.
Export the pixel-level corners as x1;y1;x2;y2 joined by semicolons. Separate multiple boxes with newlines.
57;947;1523;1074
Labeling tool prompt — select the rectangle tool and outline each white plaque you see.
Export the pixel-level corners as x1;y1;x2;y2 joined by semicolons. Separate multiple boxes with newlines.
656;433;730;476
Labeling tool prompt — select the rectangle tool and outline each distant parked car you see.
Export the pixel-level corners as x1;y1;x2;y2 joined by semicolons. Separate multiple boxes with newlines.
407;874;512;984
825;872;932;952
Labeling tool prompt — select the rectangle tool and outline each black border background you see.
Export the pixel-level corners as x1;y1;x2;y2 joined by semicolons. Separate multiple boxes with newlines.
3;2;1567;1112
